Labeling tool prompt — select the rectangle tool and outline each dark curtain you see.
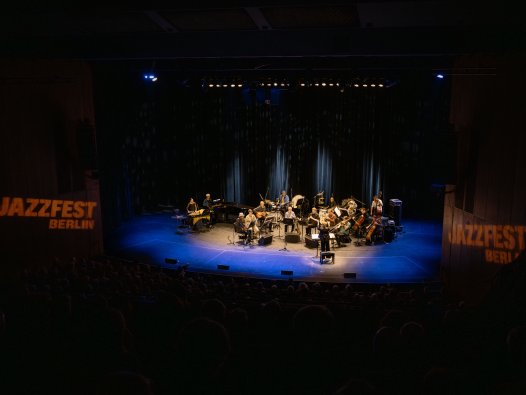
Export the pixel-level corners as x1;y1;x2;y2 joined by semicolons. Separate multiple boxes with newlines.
95;68;453;231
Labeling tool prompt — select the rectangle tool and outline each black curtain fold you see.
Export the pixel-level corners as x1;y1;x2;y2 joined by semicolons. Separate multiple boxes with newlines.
95;70;452;231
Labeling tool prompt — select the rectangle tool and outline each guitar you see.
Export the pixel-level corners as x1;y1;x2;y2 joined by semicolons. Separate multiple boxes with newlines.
256;211;267;219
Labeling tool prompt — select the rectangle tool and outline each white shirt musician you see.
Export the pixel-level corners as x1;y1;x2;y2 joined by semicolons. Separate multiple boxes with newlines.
370;195;383;217
284;206;296;232
245;209;259;236
306;207;320;235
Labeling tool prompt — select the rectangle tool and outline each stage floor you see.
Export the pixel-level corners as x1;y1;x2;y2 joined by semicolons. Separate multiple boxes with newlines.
106;213;442;284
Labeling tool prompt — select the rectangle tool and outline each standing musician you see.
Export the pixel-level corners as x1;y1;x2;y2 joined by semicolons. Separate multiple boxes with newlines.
186;198;198;214
371;195;383;218
245;209;259;238
283;206;296;233
306;207;320;236
318;216;331;262
202;193;213;208
277;190;290;210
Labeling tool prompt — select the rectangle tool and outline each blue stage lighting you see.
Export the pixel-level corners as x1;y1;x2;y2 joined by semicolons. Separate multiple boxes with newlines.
436;74;444;79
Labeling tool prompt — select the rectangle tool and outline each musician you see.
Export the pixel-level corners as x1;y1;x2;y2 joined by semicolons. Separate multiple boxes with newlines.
306;207;319;236
278;190;290;209
186;198;197;214
245;209;259;237
370;195;383;217
255;201;272;233
202;193;213;208
234;213;252;244
346;197;358;215
335;216;352;247
328;196;337;208
283;206;296;233
318;217;331;261
327;208;338;227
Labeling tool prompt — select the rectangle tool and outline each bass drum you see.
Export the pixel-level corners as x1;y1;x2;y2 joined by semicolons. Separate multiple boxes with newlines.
291;194;304;208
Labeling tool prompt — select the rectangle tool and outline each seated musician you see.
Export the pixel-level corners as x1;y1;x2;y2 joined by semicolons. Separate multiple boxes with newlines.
283;206;296;233
347;197;358;215
328;196;337;209
327;208;338;227
254;201;269;231
234;212;252;245
335;216;352;247
306;207;319;236
245;209;259;238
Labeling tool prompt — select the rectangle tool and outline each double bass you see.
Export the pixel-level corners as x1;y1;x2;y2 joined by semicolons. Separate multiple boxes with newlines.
352;208;368;233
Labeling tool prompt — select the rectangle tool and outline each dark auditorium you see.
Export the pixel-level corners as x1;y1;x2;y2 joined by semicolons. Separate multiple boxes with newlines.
1;3;525;394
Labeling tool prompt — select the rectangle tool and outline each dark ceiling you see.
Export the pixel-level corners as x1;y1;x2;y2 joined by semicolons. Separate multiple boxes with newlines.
1;2;523;77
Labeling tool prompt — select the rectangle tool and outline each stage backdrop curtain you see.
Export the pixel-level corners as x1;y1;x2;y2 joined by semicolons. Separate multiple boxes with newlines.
95;69;454;230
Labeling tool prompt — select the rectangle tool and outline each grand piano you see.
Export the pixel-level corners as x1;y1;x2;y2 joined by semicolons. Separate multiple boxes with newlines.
211;200;255;223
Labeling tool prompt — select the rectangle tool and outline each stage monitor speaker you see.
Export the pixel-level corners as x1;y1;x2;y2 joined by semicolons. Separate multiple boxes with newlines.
388;199;402;226
304;235;319;248
258;235;273;246
165;258;178;264
384;226;395;242
343;273;357;279
281;270;293;276
217;264;230;271
285;232;301;243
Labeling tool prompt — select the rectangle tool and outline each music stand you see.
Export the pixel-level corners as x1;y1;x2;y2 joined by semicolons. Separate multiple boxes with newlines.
279;238;289;251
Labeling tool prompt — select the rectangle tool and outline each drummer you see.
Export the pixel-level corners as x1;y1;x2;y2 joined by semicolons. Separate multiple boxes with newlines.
277;190;290;209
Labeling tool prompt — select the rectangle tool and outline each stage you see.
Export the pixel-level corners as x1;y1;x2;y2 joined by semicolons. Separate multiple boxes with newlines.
105;213;442;284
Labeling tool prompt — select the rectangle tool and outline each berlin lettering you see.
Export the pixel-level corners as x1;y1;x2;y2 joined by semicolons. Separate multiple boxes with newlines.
0;197;97;230
448;224;525;264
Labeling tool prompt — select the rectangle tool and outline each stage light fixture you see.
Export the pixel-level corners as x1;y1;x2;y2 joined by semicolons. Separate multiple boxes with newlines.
353;84;359;87
436;73;444;79
143;74;158;82
300;82;306;87
378;83;384;88
208;83;214;88
230;84;236;87
371;84;376;87
321;82;326;86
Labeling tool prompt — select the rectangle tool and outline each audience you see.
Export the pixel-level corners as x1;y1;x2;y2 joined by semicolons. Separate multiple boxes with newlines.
0;256;523;394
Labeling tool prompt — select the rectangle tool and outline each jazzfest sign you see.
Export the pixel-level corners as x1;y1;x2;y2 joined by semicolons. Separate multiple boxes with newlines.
448;224;526;264
0;197;97;230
